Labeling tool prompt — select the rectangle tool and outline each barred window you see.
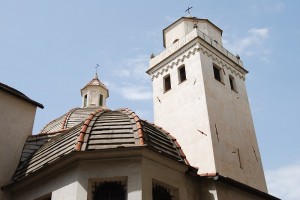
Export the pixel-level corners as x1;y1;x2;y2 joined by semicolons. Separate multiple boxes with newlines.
35;193;51;200
93;181;126;200
152;183;173;200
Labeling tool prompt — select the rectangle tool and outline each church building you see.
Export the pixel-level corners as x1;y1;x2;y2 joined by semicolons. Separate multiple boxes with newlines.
0;16;279;200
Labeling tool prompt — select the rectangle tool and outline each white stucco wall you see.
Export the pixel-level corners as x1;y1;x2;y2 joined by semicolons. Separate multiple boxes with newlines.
141;156;189;200
199;46;267;191
8;148;271;200
215;181;267;200
12;158;142;200
151;44;216;174
197;21;223;46
0;91;37;200
164;18;222;48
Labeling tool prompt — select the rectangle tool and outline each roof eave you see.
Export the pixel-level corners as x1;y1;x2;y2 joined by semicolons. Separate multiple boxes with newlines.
0;83;44;109
3;147;190;192
199;173;280;200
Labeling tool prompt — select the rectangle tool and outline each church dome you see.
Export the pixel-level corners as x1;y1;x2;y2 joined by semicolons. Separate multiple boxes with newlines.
12;107;188;183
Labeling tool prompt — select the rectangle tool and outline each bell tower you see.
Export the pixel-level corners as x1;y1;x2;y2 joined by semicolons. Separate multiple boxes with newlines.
81;73;109;108
147;17;267;192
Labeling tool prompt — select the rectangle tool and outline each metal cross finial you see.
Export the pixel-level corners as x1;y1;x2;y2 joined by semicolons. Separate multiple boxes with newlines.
185;6;193;15
95;64;99;78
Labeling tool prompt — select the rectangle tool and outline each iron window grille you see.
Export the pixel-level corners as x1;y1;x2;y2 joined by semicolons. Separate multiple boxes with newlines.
93;181;126;200
152;182;173;200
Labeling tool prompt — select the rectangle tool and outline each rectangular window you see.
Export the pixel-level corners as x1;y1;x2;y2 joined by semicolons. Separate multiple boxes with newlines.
178;65;187;83
84;94;88;107
213;65;222;82
229;75;237;92
99;94;103;106
164;75;171;92
213;64;224;83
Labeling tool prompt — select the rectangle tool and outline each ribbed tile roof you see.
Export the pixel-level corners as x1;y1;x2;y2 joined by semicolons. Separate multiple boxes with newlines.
12;108;188;183
40;107;101;133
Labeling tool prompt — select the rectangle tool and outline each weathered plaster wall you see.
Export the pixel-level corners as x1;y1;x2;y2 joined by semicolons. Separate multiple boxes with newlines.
0;91;37;200
199;46;267;191
215;181;266;200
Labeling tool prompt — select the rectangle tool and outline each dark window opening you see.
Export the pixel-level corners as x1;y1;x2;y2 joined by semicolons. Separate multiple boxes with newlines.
213;65;222;82
178;66;187;83
84;94;88;107
93;181;126;200
164;75;171;92
99;94;103;106
35;193;51;200
229;75;237;92
153;183;173;200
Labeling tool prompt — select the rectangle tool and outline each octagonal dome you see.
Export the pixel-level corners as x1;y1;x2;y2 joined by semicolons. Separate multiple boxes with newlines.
12;107;188;183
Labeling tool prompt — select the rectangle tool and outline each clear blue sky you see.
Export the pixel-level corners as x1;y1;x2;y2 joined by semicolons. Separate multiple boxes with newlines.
1;0;299;198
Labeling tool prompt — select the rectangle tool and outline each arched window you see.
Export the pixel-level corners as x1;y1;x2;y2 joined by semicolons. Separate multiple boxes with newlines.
93;181;126;200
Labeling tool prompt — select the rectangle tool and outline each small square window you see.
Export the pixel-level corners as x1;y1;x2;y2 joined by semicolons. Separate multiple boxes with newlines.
164;75;171;92
178;65;187;83
229;75;237;92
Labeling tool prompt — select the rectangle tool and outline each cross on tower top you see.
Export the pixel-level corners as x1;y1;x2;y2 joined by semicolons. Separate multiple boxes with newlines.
185;6;193;16
95;64;99;78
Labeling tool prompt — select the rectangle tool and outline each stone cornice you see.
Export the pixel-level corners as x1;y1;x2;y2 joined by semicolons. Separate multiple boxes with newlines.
199;44;246;81
149;42;246;81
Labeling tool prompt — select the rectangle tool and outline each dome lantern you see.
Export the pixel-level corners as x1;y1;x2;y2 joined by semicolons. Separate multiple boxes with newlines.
80;73;109;108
